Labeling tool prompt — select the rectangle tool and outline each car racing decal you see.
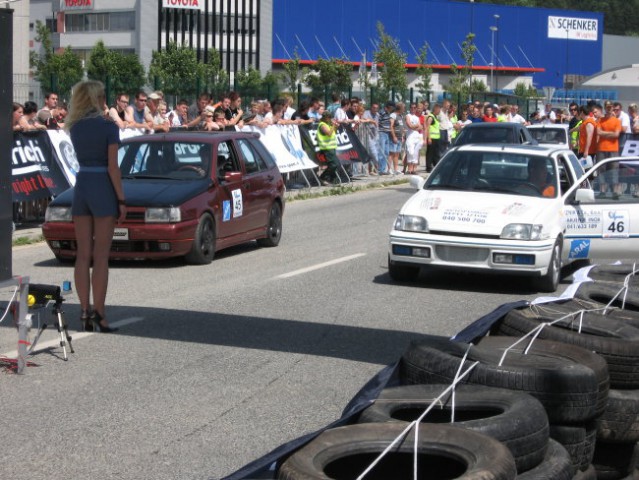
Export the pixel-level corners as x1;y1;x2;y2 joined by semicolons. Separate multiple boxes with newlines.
222;200;231;222
569;239;591;259
502;202;531;216
232;188;243;218
441;207;488;224
420;197;441;210
565;208;601;231
603;210;629;238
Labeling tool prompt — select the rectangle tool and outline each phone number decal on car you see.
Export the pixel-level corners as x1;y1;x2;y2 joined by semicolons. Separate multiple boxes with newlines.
441;208;488;224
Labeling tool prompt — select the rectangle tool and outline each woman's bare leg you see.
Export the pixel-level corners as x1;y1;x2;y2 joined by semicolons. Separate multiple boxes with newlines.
91;216;115;322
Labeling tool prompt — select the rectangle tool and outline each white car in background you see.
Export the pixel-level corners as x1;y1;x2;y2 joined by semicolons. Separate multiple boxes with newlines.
527;124;571;150
389;144;639;291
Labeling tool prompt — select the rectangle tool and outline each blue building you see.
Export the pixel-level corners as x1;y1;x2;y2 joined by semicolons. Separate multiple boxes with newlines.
272;0;603;92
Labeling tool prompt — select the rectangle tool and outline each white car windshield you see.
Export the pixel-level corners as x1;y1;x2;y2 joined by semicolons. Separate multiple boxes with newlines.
426;151;558;198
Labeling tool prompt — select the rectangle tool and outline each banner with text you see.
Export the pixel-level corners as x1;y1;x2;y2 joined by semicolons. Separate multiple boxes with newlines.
548;15;598;41
298;124;371;166
11;131;72;202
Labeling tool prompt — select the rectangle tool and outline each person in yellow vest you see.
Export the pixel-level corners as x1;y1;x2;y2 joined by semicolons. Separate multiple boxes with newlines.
497;104;510;122
317;110;340;186
425;103;441;172
567;103;581;156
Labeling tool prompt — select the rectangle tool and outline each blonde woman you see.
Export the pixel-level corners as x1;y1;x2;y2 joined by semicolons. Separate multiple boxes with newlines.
65;80;124;333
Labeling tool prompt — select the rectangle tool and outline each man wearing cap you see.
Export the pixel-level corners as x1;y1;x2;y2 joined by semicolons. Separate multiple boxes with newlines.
147;92;170;132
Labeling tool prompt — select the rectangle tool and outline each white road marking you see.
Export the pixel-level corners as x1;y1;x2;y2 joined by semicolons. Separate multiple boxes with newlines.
275;253;367;279
0;316;145;358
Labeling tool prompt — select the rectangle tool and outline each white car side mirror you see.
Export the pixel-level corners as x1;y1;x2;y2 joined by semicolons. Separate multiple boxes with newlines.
410;175;426;190
575;188;595;203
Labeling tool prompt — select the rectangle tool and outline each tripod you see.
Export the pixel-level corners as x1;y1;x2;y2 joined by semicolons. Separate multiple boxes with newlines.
28;297;74;361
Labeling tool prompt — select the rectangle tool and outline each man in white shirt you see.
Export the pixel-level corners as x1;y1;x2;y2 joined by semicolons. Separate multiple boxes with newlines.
541;103;556;124
614;102;631;133
509;104;527;124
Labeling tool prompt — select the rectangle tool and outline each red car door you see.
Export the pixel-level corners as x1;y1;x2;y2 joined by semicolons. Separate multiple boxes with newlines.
214;140;250;241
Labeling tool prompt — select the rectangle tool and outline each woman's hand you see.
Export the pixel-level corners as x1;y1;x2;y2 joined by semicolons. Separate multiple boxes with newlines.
117;204;127;223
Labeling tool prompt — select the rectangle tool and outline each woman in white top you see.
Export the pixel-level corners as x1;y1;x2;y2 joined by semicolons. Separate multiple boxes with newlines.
404;104;424;175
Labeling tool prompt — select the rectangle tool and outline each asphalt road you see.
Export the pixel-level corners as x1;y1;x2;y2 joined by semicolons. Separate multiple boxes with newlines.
1;185;570;480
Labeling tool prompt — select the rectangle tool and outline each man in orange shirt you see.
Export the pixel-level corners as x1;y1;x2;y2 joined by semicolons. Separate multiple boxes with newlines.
595;101;622;161
578;105;597;168
595;101;622;197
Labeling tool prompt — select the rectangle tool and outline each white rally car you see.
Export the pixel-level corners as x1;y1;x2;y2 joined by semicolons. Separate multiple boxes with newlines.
389;144;639;291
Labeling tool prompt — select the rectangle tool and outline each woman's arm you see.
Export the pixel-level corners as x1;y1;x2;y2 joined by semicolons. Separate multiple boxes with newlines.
107;142;126;223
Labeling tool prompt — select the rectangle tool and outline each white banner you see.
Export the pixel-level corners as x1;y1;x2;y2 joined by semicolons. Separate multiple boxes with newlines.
47;130;79;186
241;125;317;173
548;16;598;41
162;0;204;11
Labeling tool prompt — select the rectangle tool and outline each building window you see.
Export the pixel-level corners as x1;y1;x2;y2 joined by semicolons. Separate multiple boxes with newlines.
65;12;135;33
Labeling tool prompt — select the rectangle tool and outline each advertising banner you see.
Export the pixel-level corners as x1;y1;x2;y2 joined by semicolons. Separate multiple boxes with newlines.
241;125;317;173
11;131;72;202
547;15;598;41
299;124;371;166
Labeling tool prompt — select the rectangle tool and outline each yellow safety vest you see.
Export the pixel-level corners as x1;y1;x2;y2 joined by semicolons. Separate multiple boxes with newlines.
571;120;582;149
450;114;458;139
317;121;337;150
428;114;440;140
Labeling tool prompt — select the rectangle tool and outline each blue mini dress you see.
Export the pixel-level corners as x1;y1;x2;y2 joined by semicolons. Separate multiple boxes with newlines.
70;115;121;217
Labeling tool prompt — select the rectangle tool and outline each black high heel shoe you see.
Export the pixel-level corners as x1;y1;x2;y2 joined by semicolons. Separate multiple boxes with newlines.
81;309;94;332
90;311;119;333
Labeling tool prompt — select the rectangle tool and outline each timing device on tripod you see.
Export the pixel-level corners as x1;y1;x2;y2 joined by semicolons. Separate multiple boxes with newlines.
27;283;74;361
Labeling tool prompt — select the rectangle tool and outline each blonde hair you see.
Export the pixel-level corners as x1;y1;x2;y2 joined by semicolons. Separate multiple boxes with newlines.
65;80;106;131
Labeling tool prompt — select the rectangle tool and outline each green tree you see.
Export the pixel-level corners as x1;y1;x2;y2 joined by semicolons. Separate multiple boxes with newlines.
87;40;145;101
261;71;281;99
513;82;537;98
414;42;433;101
148;41;203;99
446;33;477;101
373;22;408;101
303;57;353;99
280;48;302;99
235;65;265;101
200;48;229;99
30;20;83;99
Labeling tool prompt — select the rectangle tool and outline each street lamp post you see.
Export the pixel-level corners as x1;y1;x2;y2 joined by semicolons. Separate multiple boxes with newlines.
490;25;498;92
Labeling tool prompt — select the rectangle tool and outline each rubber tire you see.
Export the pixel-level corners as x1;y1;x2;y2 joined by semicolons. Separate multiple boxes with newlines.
586;264;639;286
257;202;282;247
528;297;639;331
574;282;639;313
185;213;216;265
494;306;639;389
572;464;597;480
517;438;574;480
550;422;597;472
388;255;420;282
54;254;74;264
534;238;562;293
400;334;609;423
592;441;639;480
357;384;549;473
277;423;517;480
598;389;639;443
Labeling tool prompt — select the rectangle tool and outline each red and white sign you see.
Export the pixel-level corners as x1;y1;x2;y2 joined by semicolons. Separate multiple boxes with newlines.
59;0;94;11
548;15;598;41
162;0;203;11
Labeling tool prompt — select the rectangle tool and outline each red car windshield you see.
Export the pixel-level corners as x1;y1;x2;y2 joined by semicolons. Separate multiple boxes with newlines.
118;141;211;179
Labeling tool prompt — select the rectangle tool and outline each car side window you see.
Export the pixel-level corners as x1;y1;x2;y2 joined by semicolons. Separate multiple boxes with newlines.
237;139;264;174
217;141;241;180
249;139;277;169
588;160;639;203
556;154;575;195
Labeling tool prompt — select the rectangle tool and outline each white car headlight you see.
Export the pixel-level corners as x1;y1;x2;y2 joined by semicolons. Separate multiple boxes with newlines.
501;223;544;240
45;206;72;222
394;215;429;233
145;207;181;223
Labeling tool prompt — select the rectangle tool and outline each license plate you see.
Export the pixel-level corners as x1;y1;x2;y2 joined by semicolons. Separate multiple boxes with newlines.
113;228;129;241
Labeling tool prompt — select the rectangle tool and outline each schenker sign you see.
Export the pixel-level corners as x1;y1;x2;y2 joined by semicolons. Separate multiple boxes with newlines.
548;15;598;41
162;0;204;10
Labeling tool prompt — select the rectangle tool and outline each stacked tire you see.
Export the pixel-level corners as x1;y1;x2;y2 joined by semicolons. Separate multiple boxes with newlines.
488;267;639;479
399;333;608;478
